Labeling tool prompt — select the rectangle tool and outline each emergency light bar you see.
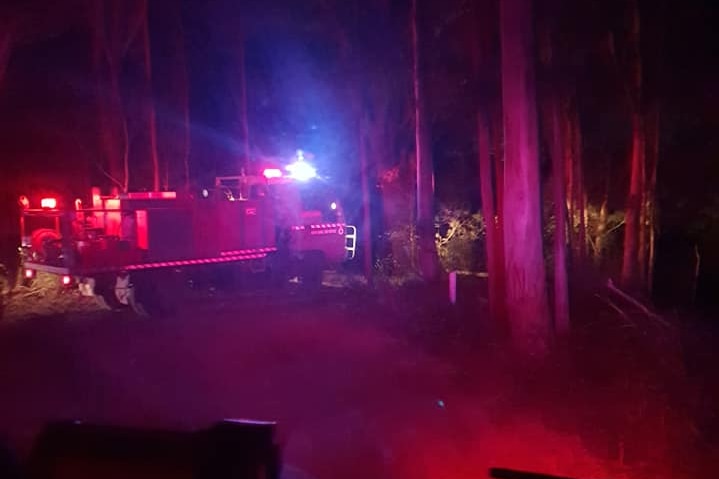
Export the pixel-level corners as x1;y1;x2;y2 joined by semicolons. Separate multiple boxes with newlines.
40;198;57;209
263;168;283;179
285;160;317;181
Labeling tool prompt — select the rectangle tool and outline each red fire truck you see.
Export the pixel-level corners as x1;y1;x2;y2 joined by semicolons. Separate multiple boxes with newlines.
18;160;357;315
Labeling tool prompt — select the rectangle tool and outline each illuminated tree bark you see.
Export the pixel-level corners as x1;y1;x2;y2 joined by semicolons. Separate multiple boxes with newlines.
571;107;587;262
560;101;585;264
492;110;507;326
500;0;551;354
549;100;570;334
411;0;439;281
478;111;507;324
644;106;659;292
622;111;645;288
595;197;609;265
471;0;506;324
563;106;574;251
538;13;569;335
620;0;645;289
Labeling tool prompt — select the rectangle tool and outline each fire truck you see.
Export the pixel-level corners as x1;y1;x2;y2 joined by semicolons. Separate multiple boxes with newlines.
17;157;357;315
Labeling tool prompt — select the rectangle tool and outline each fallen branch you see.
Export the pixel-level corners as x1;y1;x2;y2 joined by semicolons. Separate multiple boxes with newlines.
606;279;670;326
594;293;632;324
604;219;625;236
455;270;489;278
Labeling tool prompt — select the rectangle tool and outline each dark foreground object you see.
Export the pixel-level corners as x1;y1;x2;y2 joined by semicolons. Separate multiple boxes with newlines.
490;468;594;479
24;420;280;479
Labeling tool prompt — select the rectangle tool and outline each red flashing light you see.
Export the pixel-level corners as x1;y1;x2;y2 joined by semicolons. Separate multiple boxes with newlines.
263;168;283;179
91;187;102;208
18;196;30;209
136;210;149;250
62;275;72;286
24;269;35;279
40;198;57;209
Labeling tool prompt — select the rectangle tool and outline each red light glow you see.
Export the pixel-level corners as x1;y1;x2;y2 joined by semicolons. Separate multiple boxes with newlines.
18;196;30;209
62;275;72;286
91;187;102;208
24;269;34;279
40;198;57;209
136;210;148;250
263;168;283;179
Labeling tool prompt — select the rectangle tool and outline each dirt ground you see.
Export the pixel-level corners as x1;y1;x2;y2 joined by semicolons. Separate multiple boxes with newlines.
1;276;717;479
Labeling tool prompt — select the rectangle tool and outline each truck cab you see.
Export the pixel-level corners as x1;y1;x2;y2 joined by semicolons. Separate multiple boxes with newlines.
214;170;355;279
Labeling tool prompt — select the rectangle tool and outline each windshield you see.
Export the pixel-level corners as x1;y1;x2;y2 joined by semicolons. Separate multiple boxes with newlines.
269;182;340;223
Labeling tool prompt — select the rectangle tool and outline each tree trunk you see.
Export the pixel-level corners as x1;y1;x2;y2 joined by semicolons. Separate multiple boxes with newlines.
141;0;160;191
621;111;645;288
621;0;645;290
478;111;506;324
563;105;575;252
645;106;659;293
595;196;608;264
411;0;438;281
492;110;508;329
359;115;374;285
549;99;570;334
572;109;587;262
237;31;251;169
0;24;12;88
471;0;506;325
500;0;551;355
492;109;505;238
91;2;127;191
174;1;191;192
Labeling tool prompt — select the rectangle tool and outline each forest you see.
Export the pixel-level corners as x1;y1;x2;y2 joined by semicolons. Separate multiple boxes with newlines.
2;0;717;339
0;0;718;476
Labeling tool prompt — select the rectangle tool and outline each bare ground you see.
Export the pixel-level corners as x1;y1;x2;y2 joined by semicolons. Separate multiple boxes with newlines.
1;276;717;479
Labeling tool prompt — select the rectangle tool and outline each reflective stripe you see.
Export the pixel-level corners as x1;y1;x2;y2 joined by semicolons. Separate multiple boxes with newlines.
292;223;345;232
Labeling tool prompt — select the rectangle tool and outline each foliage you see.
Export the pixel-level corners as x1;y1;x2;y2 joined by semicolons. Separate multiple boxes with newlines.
374;205;486;285
434;205;485;273
582;203;625;260
2;272;101;320
374;223;422;287
543;201;625;273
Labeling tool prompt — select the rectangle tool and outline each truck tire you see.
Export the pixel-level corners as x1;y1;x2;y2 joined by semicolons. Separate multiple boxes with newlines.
94;275;129;311
130;270;181;317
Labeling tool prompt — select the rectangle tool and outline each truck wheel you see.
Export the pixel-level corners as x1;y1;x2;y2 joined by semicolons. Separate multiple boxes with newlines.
129;270;183;317
94;275;129;311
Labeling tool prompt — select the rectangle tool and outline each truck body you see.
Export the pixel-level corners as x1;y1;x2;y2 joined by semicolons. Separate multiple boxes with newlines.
18;169;356;312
